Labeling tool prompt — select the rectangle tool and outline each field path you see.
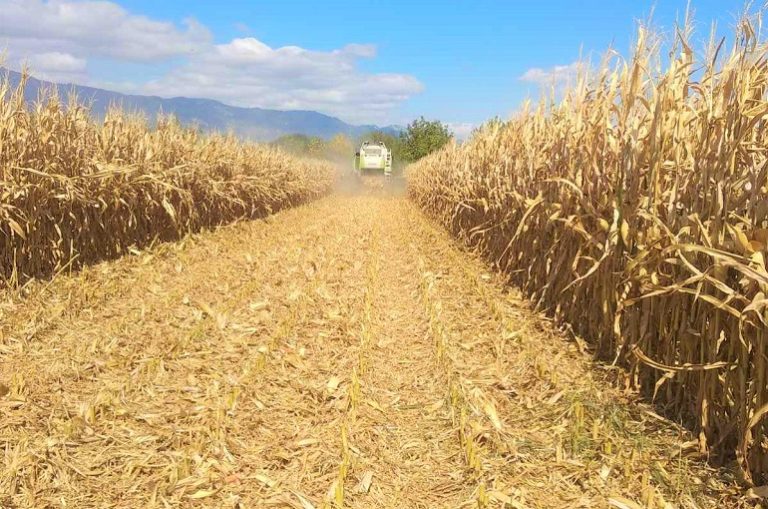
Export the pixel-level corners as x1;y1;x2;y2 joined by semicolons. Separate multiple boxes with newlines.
0;192;745;508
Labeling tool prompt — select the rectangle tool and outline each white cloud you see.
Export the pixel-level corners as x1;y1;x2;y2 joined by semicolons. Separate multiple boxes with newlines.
0;1;421;124
519;61;582;86
136;38;423;124
0;0;211;62
26;51;86;72
23;51;87;83
446;122;476;141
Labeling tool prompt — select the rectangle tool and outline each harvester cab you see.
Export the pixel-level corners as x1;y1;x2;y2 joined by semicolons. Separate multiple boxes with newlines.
355;141;392;178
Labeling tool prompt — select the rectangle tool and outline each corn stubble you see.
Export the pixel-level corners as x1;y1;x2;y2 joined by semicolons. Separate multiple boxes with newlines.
408;15;768;484
0;71;335;286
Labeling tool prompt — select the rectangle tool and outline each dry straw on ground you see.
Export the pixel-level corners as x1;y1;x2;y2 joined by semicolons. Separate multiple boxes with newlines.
408;13;768;484
0;196;746;507
0;70;336;286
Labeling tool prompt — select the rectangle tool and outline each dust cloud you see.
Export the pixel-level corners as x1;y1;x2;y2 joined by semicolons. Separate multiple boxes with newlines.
332;171;408;198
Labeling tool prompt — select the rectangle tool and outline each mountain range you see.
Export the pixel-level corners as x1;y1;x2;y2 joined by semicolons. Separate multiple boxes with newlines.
3;69;401;141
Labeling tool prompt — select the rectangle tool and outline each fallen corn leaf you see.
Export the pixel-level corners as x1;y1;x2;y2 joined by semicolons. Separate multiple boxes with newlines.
255;473;278;488
355;471;374;494
290;491;316;509
483;401;503;430
608;497;643;509
327;376;341;394
188;489;218;499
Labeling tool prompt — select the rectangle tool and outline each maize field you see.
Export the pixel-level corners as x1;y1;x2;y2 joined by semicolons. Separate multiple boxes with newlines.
0;71;335;286
0;17;764;509
408;16;768;487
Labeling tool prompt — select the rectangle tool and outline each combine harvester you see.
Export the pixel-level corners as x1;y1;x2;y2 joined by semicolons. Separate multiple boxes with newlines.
354;141;392;179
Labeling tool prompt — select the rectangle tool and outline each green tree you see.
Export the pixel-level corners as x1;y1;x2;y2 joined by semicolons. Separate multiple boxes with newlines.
400;117;452;162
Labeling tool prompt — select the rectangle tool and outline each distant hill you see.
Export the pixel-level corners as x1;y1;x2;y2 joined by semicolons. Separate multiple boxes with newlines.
2;69;402;141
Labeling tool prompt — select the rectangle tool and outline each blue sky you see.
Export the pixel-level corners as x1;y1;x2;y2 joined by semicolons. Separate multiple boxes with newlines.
0;1;750;133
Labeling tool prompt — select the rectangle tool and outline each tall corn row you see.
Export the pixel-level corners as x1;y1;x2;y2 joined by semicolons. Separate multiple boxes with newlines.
408;17;768;483
0;71;335;285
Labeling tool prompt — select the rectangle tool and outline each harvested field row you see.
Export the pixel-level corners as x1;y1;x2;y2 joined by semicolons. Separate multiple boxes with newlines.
1;194;746;507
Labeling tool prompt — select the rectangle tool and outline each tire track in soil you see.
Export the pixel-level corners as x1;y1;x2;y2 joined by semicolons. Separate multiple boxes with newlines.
345;197;475;509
